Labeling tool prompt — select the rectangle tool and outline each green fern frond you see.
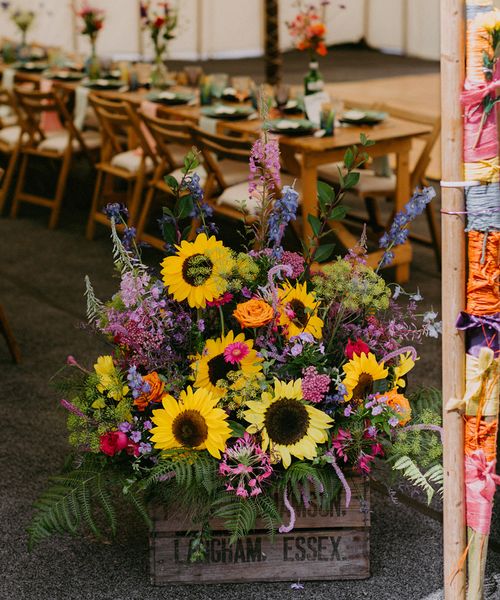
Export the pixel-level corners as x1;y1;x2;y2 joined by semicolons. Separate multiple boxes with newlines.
409;387;442;417
84;276;103;323
212;497;257;544
28;463;149;549
424;464;444;497
393;456;436;504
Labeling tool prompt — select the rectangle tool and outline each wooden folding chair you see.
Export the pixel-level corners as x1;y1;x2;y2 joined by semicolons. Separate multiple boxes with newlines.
135;111;202;250
86;94;157;240
0;88;23;214
0;303;21;363
10;86;101;229
318;106;441;265
190;126;302;226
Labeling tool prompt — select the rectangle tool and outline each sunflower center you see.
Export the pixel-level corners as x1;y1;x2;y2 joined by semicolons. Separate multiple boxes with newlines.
182;253;213;287
172;409;208;447
351;373;373;401
288;299;309;327
264;398;310;446
207;353;237;386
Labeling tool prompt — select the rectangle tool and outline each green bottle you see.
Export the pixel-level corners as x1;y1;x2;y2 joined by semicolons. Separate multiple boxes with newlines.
304;60;324;96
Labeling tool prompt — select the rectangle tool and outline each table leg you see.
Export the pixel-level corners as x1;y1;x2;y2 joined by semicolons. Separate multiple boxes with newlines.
300;156;318;248
394;146;412;283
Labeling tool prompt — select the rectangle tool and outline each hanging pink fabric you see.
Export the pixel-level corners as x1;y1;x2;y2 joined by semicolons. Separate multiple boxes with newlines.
465;450;500;535
462;79;499;161
39;79;64;133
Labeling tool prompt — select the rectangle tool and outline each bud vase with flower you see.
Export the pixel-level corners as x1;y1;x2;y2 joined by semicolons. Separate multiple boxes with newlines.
287;1;329;95
77;1;105;81
140;1;178;91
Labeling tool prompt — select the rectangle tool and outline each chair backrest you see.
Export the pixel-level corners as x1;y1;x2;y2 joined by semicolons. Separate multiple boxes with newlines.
374;103;441;188
139;111;193;173
13;85;94;158
89;93;156;165
190;125;253;189
0;87;21;129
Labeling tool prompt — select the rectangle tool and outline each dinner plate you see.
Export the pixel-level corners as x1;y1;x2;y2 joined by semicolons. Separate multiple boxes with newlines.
266;118;315;136
83;79;128;90
147;91;194;106
43;70;85;81
339;109;387;126
13;61;49;72
201;105;255;120
282;100;304;115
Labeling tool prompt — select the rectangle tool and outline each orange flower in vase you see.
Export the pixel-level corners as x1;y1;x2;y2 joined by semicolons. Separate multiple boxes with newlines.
134;371;165;411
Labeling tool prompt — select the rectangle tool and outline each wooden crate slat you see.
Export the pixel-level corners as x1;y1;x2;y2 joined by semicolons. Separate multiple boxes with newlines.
151;479;370;533
151;528;370;585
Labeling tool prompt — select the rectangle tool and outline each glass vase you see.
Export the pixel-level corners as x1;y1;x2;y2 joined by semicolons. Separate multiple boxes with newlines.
17;30;29;63
150;50;169;91
86;41;101;81
304;60;324;96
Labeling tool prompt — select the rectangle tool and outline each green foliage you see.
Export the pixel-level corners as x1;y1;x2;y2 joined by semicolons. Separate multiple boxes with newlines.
84;276;103;323
312;257;391;312
393;456;443;504
28;456;151;549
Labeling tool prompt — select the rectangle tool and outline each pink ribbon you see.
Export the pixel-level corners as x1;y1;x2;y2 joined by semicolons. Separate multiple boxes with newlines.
465;450;500;535
461;80;499;112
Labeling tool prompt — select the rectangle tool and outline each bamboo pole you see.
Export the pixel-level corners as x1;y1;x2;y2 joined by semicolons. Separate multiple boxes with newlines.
440;0;467;598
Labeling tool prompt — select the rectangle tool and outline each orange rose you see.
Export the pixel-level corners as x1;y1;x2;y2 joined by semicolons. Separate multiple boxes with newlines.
316;42;328;56
385;389;411;425
233;299;274;328
134;372;165;411
311;22;326;37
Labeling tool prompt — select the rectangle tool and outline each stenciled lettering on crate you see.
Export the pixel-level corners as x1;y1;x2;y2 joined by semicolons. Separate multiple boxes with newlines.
150;478;370;585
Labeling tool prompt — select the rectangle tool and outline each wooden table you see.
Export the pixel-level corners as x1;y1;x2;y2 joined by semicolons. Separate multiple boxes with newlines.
1;65;432;281
215;117;431;283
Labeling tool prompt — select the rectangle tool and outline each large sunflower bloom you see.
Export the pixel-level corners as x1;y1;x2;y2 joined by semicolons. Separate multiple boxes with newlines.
192;330;263;400
161;233;234;308
277;281;323;339
244;379;332;468
342;352;388;402
150;387;231;459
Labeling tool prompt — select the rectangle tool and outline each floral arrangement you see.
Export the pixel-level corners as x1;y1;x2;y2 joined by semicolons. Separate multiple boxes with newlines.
140;1;177;58
287;1;329;58
28;131;443;552
77;1;105;43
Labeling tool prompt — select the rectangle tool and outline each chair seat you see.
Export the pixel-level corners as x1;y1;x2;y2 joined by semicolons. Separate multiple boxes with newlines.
110;149;155;173
217;173;300;216
169;144;190;169
168;164;207;186
0;125;23;148
220;159;251;186
318;163;397;196
38;130;102;153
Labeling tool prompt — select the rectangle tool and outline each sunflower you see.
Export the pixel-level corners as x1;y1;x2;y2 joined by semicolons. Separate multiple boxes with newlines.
342;352;388;403
192;331;263;400
244;379;332;468
150;386;231;458
393;352;416;389
277;281;323;339
161;233;234;308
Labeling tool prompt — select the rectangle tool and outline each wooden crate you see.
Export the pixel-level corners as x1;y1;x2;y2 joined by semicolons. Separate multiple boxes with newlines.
150;478;370;585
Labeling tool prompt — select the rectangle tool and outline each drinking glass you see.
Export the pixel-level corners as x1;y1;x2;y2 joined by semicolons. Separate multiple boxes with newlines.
211;73;229;99
274;84;290;115
185;65;203;91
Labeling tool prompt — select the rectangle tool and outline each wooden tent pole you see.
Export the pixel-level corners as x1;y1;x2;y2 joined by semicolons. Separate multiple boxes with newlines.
440;0;467;598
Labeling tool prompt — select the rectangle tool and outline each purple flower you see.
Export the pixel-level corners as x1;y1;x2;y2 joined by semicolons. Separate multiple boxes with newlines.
301;366;331;403
139;442;152;454
197;319;205;332
280;251;305;278
143;420;153;430
127;366;150;399
103;202;128;221
131;430;142;443
248;136;281;196
379;187;435;265
371;405;383;416
267;186;299;246
344;405;353;417
388;417;399;427
118;421;132;433
122;226;136;251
